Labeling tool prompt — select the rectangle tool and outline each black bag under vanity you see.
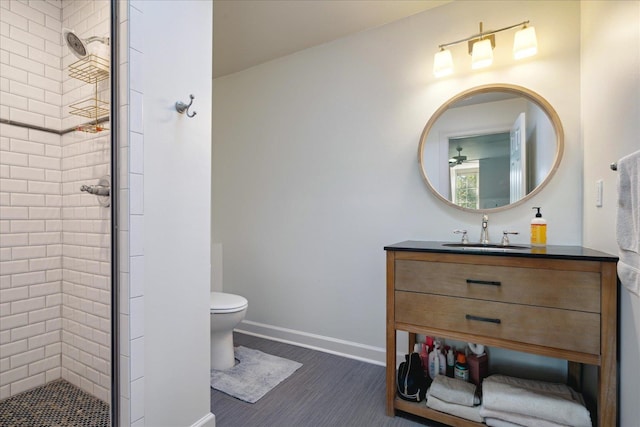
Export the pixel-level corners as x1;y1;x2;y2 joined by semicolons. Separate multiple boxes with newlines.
397;352;428;402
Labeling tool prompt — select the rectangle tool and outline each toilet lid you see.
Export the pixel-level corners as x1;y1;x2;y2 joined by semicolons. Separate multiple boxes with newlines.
210;292;248;313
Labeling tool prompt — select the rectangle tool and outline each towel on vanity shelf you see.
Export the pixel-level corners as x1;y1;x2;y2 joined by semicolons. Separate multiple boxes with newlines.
617;149;640;296
484;417;524;427
428;375;480;406
480;407;571;427
481;375;591;427
426;394;484;423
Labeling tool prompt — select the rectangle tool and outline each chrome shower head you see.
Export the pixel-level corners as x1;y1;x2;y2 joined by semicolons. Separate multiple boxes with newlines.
63;29;110;59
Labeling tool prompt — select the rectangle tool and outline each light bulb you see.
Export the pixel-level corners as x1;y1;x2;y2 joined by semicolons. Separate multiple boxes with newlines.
513;26;538;59
471;39;493;69
433;49;453;77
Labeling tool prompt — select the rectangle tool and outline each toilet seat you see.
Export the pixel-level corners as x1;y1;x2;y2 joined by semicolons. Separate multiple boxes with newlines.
210;292;248;314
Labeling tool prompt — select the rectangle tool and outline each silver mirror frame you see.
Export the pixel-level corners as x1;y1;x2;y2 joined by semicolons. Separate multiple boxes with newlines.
418;83;564;213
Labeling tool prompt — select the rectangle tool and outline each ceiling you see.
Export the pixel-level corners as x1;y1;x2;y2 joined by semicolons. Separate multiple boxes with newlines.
213;0;450;78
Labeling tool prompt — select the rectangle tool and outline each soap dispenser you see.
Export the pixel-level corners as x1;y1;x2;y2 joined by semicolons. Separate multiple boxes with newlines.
530;207;547;246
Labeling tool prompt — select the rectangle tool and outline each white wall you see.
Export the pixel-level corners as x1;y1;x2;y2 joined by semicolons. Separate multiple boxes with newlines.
581;1;640;425
213;0;581;368
141;1;214;426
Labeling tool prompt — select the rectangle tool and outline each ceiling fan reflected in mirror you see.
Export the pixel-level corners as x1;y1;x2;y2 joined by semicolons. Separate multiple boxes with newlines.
449;146;467;166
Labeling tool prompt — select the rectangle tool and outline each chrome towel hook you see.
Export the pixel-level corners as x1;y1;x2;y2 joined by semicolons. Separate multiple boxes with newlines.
175;94;197;118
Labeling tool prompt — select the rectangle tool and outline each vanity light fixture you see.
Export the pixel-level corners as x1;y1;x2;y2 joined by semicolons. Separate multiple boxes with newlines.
433;20;537;77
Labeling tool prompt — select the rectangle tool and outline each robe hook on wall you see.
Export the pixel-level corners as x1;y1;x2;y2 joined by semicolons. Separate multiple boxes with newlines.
175;94;197;118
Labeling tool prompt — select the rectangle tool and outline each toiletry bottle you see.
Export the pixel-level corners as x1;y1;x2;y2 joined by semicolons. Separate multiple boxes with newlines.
454;353;469;381
446;348;455;378
530;207;547;246
428;341;446;379
420;343;429;377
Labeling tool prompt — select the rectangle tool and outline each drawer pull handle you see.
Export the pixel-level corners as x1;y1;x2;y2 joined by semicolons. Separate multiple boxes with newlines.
466;314;501;324
466;279;501;286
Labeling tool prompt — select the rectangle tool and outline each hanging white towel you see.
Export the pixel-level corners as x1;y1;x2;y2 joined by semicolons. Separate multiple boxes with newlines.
616;149;640;296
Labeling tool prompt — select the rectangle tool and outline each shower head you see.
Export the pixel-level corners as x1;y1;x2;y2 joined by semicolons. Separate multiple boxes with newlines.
63;29;110;59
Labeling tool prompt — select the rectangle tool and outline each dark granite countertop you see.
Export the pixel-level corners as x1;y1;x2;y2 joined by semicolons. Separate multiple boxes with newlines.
384;240;618;262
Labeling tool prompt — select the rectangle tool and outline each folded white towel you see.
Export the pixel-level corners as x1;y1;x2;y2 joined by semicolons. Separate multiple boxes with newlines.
480;406;571;427
617;149;640;296
428;374;480;407
485;418;523;427
426;394;484;423
482;375;591;427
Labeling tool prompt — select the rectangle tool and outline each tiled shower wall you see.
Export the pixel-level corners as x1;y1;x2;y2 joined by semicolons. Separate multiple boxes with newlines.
0;0;111;403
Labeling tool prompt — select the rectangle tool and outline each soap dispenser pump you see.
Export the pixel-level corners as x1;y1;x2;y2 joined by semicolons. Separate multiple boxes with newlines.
530;207;547;247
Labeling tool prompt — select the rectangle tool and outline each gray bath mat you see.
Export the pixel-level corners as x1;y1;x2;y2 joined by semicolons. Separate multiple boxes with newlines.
210;346;303;403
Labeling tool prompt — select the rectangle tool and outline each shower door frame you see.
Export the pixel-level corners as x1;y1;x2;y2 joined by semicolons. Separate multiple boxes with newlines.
109;0;120;425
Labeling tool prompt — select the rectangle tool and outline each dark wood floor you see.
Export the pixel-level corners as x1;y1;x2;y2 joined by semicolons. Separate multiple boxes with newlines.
211;332;444;427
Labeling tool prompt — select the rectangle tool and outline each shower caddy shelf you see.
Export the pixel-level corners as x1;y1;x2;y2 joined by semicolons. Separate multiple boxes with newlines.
68;54;109;133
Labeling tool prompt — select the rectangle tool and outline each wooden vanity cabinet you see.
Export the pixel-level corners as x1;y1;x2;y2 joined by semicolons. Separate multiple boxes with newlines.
385;242;618;427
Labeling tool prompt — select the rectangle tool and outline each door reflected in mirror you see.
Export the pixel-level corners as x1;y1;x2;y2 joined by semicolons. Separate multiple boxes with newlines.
418;84;563;212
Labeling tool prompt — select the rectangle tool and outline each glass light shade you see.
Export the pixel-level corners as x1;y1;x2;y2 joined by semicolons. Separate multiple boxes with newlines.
433;49;453;77
513;26;538;59
471;39;493;69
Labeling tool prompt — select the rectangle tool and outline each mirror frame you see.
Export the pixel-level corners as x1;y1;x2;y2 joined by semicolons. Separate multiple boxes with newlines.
418;83;564;213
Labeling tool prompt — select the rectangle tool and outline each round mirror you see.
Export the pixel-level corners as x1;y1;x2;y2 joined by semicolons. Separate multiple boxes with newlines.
418;84;564;212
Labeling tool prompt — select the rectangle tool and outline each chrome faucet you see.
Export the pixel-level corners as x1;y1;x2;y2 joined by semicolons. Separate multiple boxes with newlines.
480;214;490;244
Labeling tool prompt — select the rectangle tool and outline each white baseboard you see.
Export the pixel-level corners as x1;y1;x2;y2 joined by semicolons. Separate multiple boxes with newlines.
191;412;215;427
235;320;386;366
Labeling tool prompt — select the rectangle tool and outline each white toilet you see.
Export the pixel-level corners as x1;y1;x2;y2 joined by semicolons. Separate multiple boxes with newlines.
210;291;248;370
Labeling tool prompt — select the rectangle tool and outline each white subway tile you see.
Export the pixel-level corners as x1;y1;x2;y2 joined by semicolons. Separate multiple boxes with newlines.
10;322;46;342
10;346;44;369
11;139;44;155
28;99;60;120
0;64;28;85
10;80;45;102
10;372;44;395
130;337;143;380
11;193;45;206
0;365;29;386
28;330;59;351
29;306;59;324
29;256;61;271
130;376;144;422
11;245;47;260
0;207;28;219
0;286;29;303
0;313;28;332
11;271;46;288
0;339;28;358
0;34;29;57
28;72;60;93
10;165;44;181
0;151;28;166
45;342;61;357
130;91;143;133
29;181;60;194
10;220;44;233
10;52;45;75
30;0;61;19
0;178;28;193
29;207;60;219
10;1;45;25
0;233;28;247
0;260;29;275
28;354;58;376
0;248;10;261
2;92;29;110
2;15;28;33
45;268;61;281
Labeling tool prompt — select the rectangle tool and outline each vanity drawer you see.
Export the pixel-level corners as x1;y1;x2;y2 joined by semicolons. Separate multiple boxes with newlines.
395;260;601;313
395;291;601;355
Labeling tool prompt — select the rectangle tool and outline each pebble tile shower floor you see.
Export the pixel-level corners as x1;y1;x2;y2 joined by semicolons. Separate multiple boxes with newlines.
0;379;110;427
